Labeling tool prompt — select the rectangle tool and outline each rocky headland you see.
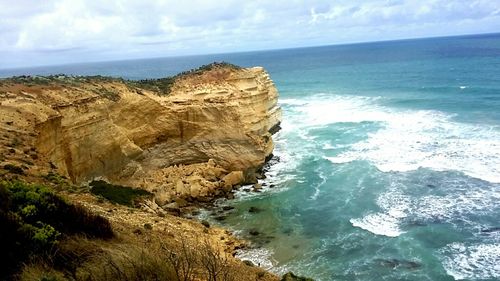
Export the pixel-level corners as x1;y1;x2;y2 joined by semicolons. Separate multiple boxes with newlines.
0;63;281;203
0;63;309;281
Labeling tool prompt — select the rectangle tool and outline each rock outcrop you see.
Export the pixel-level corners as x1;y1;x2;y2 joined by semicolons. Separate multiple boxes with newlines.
0;64;281;204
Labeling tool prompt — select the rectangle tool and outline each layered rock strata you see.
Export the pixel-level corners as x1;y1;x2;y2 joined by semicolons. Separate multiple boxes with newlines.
0;65;281;205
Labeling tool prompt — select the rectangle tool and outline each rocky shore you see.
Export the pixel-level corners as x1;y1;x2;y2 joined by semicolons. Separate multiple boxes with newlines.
0;63;281;203
0;63;314;280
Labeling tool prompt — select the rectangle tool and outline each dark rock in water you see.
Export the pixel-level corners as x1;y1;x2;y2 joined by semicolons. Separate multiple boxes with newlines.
406;220;427;227
244;173;259;184
264;153;275;163
399;260;422;270
292;244;300;249
376;258;399;269
201;220;210;228
243;260;255;267
253;183;263;190
249;229;260;236
222;206;235;211
214;215;227;221
281;272;314;281
375;258;421;270
282;228;293;235
426;184;437;188
270;184;276;188
256;173;267;180
252;234;276;247
249;206;262;213
268;122;282;135
481;227;500;233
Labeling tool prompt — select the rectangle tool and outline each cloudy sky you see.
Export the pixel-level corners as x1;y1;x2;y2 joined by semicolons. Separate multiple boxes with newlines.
1;0;499;69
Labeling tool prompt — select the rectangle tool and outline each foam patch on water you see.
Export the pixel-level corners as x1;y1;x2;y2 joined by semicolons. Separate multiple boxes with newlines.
281;94;500;240
352;174;500;238
350;188;411;237
439;243;500;280
413;187;500;223
281;95;385;129
308;167;328;200
235;247;275;270
350;213;404;237
285;94;500;183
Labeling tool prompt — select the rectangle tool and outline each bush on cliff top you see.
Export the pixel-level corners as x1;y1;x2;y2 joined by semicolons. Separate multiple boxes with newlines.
89;180;152;207
0;180;113;279
0;62;241;97
129;61;241;95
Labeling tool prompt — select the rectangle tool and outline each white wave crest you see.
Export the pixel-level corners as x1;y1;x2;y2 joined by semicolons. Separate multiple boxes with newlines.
235;247;275;270
350;189;410;237
350;213;404;237
288;94;500;183
439;243;500;280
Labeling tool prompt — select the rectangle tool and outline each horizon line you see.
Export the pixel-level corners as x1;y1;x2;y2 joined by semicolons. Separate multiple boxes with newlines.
1;31;499;72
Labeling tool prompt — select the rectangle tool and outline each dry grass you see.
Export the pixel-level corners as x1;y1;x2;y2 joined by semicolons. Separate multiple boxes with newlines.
17;262;66;281
18;233;239;281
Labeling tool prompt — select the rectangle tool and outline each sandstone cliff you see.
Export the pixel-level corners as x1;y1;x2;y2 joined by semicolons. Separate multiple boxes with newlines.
0;64;281;205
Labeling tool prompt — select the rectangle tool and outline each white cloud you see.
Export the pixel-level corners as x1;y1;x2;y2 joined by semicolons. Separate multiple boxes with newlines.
0;0;499;68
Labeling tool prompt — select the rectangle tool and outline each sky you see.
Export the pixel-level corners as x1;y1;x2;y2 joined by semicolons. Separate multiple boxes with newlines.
1;0;500;69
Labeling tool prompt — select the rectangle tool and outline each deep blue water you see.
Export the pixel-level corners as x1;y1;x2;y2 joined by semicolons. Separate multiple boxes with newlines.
2;33;500;281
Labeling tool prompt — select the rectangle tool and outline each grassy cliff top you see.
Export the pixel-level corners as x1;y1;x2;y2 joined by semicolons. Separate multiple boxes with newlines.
0;61;241;96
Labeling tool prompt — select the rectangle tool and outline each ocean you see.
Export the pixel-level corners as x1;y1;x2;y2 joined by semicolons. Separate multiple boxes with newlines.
2;33;499;281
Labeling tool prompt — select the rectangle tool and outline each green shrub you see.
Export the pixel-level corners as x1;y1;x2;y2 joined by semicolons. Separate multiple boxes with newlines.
89;180;152;207
0;180;114;280
129;61;241;95
42;171;67;185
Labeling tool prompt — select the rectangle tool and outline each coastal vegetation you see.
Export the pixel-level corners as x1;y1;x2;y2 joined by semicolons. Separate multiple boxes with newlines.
89;180;152;207
130;62;241;95
0;61;241;97
0;180;113;280
0;63;306;280
0;179;271;281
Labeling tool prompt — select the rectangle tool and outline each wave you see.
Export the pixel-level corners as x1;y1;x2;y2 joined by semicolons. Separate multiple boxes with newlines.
280;95;385;128
283;94;500;183
279;94;500;240
350;173;500;238
350;187;411;237
438;243;500;280
350;214;404;237
235;247;275;270
309;169;327;200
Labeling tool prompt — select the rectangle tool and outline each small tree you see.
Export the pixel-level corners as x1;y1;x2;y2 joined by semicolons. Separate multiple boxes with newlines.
162;239;197;281
199;240;234;281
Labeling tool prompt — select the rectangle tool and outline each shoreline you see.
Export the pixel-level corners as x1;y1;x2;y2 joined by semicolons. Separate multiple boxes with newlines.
194;154;285;271
0;63;300;280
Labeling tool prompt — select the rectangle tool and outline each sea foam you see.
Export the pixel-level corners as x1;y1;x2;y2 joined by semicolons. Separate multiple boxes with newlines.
281;94;500;239
284;94;500;183
439;243;500;280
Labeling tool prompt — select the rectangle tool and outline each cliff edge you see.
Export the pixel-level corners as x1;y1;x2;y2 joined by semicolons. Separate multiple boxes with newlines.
0;63;282;206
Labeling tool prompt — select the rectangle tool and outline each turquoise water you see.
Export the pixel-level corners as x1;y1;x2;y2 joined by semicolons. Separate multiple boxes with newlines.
2;33;500;281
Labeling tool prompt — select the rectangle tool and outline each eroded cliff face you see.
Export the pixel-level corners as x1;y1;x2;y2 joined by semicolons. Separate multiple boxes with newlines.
0;65;281;204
